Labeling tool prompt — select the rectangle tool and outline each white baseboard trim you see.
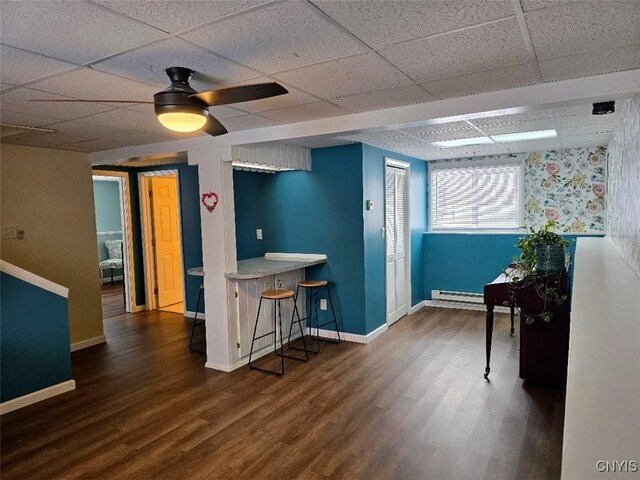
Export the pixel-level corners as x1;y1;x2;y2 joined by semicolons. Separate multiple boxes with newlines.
131;304;146;313
205;330;307;373
184;310;206;320
0;379;76;415
70;335;106;352
410;300;429;314
423;300;511;314
306;322;389;344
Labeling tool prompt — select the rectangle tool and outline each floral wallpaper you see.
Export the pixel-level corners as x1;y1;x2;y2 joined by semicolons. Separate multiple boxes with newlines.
523;146;606;233
431;145;608;233
606;97;640;276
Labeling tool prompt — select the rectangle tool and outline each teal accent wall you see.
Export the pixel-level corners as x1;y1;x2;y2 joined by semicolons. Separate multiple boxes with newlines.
233;170;273;260
232;143;427;336
268;144;367;335
1;272;72;402
423;233;603;298
93;165;203;313
93;180;123;276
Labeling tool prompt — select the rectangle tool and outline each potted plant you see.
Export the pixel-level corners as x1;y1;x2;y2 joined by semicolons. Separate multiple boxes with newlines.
516;221;570;274
509;221;570;324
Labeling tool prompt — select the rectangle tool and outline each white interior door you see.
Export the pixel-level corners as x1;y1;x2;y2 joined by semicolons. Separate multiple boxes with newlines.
386;164;409;326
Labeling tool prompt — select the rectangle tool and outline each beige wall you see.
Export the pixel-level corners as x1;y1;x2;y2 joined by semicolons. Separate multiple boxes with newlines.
1;144;103;344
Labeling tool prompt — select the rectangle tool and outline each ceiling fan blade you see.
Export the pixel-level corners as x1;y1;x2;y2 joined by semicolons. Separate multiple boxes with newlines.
28;99;154;104
202;113;228;137
191;82;288;107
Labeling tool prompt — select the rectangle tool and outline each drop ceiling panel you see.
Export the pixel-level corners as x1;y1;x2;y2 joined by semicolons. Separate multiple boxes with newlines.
93;0;267;34
478;118;556;136
555;113;620;129
260;101;346;123
379;19;529;83
0;109;63;128
422;63;539;100
313;0;513;49
273;53;413;99
525;1;640;60
27;68;159;103
399;121;471;136
220;114;279;131
5;132;97;148
0;45;78;86
520;0;578;12
42;120;141;140
180;1;367;74
404;127;482;142
540;45;640;82
561;133;612;149
331;85;435;113
1;87;114;120
93;38;259;91
74;107;165;133
471;110;553;127
0;1;167;64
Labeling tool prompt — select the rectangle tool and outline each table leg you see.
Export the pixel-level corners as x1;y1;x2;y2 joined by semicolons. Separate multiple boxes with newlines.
510;305;515;336
484;304;494;379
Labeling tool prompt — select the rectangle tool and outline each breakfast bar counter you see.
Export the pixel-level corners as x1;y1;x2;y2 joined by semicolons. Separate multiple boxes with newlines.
225;253;326;360
225;255;326;280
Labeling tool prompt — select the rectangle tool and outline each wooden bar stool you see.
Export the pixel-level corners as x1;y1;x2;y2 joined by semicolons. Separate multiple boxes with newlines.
248;289;309;376
289;280;340;354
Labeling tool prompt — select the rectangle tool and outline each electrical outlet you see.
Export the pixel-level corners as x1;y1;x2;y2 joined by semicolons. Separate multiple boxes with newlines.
320;299;327;311
256;229;263;240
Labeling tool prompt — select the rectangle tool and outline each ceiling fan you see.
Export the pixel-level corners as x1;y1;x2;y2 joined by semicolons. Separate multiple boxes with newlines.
31;67;288;136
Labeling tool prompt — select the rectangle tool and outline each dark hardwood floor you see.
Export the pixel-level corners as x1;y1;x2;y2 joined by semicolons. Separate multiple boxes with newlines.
0;307;565;479
101;281;126;319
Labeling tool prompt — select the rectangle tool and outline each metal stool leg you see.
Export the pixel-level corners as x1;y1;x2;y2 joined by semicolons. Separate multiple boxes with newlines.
325;284;341;343
285;286;312;359
189;284;205;353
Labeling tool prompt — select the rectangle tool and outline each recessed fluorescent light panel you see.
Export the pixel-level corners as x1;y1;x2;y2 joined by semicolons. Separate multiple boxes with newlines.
491;129;557;143
432;136;494;148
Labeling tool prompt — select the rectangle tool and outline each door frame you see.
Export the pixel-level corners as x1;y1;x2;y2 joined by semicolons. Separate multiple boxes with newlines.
92;170;137;313
384;158;412;326
138;170;186;311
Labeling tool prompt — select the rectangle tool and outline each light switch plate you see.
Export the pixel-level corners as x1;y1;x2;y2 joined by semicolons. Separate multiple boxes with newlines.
256;229;263;240
320;299;327;310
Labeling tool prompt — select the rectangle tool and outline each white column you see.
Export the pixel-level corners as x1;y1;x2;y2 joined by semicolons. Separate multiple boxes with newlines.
188;147;237;371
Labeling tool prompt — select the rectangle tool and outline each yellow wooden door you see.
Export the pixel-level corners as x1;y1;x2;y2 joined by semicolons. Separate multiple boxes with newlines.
150;176;183;307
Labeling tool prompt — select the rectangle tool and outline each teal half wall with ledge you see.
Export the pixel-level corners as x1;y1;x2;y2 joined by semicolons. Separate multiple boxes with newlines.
423;233;605;299
0;261;75;413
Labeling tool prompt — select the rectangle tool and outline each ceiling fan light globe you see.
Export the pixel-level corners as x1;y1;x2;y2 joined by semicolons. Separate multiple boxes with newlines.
157;112;207;133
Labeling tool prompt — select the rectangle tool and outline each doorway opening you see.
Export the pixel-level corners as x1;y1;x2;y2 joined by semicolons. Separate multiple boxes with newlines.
92;171;136;319
385;158;411;326
139;171;185;315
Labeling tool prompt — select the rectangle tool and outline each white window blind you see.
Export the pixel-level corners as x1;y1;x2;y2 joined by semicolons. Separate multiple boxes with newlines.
430;161;523;230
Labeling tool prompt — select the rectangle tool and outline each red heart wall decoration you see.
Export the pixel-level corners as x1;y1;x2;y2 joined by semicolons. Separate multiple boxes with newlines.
201;192;219;212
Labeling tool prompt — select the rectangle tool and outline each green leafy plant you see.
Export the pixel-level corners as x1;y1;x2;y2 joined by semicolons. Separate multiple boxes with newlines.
506;221;570;324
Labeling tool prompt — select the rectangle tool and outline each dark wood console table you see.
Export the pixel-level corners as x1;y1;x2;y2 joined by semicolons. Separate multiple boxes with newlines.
483;265;570;387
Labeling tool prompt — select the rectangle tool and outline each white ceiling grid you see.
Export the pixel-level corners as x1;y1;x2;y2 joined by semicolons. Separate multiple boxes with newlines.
0;0;637;155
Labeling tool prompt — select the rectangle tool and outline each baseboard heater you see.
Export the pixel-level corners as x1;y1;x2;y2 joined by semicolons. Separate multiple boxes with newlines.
431;290;484;305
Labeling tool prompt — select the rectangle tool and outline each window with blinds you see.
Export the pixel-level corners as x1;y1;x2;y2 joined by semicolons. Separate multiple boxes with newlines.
429;160;523;230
